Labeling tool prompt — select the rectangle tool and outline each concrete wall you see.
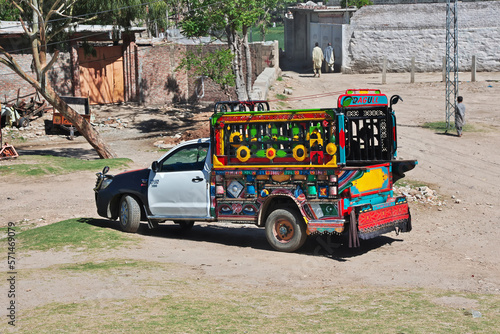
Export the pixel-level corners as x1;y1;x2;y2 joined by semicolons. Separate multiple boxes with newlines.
310;23;345;72
346;2;500;73
284;7;355;71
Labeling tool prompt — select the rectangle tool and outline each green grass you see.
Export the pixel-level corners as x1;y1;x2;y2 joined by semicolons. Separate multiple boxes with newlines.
59;259;166;272
422;121;476;133
0;155;131;177
17;218;135;252
5;216;500;333
10;287;500;333
250;24;284;49
275;93;287;100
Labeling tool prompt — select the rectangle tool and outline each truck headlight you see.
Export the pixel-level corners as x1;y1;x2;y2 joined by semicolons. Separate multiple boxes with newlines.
100;178;113;190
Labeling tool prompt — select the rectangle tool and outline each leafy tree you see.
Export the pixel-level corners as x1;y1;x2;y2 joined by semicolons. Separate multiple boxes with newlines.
341;0;373;8
177;47;235;97
180;0;279;100
0;0;21;20
72;0;145;27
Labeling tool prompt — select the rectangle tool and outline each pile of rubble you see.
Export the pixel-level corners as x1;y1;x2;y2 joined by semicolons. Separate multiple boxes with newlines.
95;117;129;129
394;185;445;206
4;121;51;140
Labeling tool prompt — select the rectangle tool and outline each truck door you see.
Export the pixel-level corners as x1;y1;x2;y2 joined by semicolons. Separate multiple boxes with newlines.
148;142;211;218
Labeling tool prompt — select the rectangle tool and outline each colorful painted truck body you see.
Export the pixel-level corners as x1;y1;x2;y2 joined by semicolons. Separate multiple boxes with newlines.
94;90;416;252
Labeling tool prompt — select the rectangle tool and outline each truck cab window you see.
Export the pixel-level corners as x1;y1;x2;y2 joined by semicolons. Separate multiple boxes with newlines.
160;144;209;172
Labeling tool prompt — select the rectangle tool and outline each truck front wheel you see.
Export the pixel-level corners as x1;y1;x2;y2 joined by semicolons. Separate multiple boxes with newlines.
265;209;307;252
119;195;141;233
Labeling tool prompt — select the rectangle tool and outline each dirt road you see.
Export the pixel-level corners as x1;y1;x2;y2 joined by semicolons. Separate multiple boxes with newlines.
2;71;500;315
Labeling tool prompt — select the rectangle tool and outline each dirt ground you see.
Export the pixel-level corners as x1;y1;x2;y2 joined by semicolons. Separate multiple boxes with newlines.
2;71;500;316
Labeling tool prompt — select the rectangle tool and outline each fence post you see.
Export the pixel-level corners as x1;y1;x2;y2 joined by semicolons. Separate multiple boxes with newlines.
382;57;387;84
410;57;415;83
471;55;476;82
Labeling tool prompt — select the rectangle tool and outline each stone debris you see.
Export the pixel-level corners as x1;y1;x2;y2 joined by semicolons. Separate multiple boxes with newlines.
394;185;445;206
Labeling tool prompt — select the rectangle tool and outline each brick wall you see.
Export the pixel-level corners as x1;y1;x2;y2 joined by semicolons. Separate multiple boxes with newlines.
137;41;279;106
1;40;279;107
0;53;37;104
0;50;73;104
48;51;73;96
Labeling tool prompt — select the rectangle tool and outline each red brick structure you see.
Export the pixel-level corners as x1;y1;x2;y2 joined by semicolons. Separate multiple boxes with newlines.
1;33;279;107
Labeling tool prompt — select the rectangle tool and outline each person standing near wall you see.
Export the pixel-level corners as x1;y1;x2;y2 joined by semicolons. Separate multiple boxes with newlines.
455;96;466;137
312;42;324;78
324;43;335;73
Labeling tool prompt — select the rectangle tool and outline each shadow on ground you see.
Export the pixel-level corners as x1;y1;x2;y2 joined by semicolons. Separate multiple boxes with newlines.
84;218;401;261
16;147;98;159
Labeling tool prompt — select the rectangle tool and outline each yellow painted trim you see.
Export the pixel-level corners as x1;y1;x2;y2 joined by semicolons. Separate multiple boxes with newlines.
326;142;337;155
213;155;224;167
212;164;339;169
220;128;224;155
236;146;251;162
325;156;337;167
292;145;307;161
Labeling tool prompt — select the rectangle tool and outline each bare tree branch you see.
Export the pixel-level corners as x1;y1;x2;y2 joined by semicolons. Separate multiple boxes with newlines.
10;0;24;14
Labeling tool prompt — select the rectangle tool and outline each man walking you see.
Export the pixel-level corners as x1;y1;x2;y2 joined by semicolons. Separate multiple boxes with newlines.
324;42;335;73
455;96;466;137
312;42;324;78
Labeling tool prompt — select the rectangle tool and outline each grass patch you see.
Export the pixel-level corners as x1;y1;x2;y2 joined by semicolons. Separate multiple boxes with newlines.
17;218;134;252
422;121;476;133
276;93;287;100
276;76;283;81
10;287;500;333
250;24;284;49
59;259;168;272
0;155;131;177
60;259;141;271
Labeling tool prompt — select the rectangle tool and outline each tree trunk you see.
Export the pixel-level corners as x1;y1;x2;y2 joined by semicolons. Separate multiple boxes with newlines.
242;28;253;100
227;25;247;100
43;86;117;159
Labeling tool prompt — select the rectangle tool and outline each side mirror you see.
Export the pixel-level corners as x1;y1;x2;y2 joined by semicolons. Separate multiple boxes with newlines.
151;161;160;172
390;95;403;108
102;166;110;174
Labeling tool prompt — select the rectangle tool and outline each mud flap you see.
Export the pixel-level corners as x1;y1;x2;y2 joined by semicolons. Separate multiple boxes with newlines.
356;201;412;240
348;209;360;248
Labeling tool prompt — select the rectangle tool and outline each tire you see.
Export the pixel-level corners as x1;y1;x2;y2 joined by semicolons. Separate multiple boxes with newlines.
265;208;307;252
17;117;30;128
174;220;195;231
119;195;141;233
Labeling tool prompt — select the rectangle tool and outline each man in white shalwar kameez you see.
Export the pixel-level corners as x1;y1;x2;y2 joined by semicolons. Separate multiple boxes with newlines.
312;42;324;78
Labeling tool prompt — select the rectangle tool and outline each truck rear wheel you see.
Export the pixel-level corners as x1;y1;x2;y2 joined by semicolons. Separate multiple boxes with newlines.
265;208;307;252
119;195;141;233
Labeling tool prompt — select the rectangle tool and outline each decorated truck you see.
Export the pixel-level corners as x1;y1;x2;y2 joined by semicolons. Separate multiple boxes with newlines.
94;90;417;252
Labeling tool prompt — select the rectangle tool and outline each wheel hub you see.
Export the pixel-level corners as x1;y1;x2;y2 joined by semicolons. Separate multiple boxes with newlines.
276;219;294;241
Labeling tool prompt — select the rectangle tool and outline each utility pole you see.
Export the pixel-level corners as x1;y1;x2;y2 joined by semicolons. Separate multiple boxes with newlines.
445;0;458;132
